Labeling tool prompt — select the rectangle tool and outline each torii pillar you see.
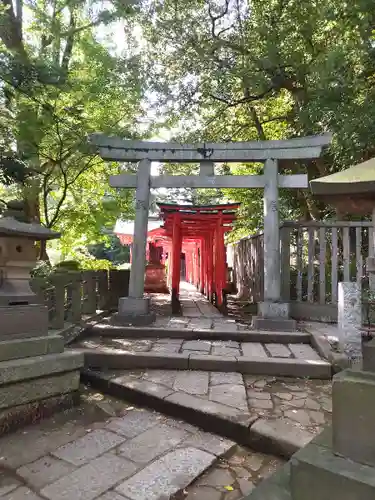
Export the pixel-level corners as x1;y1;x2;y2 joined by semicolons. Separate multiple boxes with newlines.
90;133;331;329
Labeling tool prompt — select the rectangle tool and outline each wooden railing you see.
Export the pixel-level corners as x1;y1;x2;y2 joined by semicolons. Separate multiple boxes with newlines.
230;220;373;321
30;269;130;331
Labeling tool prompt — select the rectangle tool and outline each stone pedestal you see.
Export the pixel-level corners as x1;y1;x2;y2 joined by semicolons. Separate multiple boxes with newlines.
111;297;155;326
289;369;375;500
0;200;83;436
338;282;362;362
252;301;297;332
0;303;83;436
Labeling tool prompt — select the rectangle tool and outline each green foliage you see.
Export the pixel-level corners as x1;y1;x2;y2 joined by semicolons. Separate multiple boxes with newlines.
0;0;144;257
88;234;130;265
136;0;375;236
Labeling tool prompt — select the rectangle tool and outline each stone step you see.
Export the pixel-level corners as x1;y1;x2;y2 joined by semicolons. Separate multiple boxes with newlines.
88;323;311;343
0;335;64;362
0;371;80;411
80;349;331;378
81;368;316;459
0;351;84;387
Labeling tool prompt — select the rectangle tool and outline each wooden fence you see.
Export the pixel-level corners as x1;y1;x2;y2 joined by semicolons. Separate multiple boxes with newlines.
31;269;130;331
230;221;373;322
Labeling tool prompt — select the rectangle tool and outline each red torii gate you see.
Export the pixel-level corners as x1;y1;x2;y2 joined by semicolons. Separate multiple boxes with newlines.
157;203;240;311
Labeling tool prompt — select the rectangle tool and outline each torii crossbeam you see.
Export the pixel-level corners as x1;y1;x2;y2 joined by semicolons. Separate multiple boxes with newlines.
90;133;332;330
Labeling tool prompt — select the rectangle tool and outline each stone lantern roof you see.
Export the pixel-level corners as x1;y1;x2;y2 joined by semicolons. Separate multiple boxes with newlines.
0;200;60;240
310;157;375;215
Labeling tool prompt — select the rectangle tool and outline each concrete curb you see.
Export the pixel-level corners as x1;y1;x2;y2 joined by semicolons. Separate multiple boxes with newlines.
248;418;314;459
81;369;311;460
78;350;332;379
80;368;254;445
87;325;311;344
308;329;349;374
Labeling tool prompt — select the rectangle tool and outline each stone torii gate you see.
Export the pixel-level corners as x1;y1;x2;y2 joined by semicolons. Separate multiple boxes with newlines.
90;133;331;330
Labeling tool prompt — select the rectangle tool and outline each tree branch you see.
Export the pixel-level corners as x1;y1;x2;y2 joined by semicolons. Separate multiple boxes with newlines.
0;0;27;59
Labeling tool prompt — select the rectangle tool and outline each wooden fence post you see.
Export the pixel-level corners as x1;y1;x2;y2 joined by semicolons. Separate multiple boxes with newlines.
280;225;291;301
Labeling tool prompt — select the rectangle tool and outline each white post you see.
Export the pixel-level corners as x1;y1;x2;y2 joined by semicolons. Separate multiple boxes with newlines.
263;158;280;302
116;159;154;323
253;159;295;330
338;281;362;363
128;159;151;298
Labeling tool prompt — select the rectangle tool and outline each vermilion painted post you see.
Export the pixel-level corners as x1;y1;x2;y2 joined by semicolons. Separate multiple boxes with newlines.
215;215;225;307
194;242;199;288
200;238;206;294
207;232;213;301
171;214;182;299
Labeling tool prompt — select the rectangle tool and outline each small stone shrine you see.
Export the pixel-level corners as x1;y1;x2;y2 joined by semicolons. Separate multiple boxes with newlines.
0;200;83;435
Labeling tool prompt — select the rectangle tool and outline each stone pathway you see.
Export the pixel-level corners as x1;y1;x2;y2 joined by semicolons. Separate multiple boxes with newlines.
0;389;237;500
82;368;332;452
77;337;322;360
179;446;285;500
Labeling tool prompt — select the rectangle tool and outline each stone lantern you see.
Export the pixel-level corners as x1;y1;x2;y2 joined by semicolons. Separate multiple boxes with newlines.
0;200;83;435
0;200;60;306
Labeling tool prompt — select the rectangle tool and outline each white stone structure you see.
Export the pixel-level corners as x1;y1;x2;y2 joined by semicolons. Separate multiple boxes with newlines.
338;281;362;362
90;134;332;328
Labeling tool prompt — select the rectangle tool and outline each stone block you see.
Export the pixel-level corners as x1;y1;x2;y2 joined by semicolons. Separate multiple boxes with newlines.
288;343;321;360
41;452;137;500
258;301;290;318
188;355;238;371
252;317;297;332
249;418;313;458
118;296;150;315
173;371;209;395
52;429;126;465
244;463;291;500
236;356;331;378
362;338;375;372
0;351;84;386
0;304;48;339
0;371;80;410
115;447;215;500
0;335;64;362
164;392;243;420
264;343;292;358
106;409;161;438
178;430;235;456
290;442;375;500
118;423;188;464
332;369;375;466
0;391;79;438
338;282;362;361
241;343;268;358
83;351;189;370
111;311;156;326
17;455;76;489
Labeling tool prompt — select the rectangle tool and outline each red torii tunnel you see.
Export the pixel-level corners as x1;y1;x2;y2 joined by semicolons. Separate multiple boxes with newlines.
157;203;240;312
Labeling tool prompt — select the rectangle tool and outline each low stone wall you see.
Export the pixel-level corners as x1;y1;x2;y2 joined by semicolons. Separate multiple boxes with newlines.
31;269;130;331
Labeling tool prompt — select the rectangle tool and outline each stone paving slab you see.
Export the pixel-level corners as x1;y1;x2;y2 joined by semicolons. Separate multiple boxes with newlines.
77;338;332;379
82;368;332;456
0;393;236;500
74;335;331;379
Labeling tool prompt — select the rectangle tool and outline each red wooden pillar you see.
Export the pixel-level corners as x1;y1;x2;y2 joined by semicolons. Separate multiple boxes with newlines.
207;231;214;301
185;249;191;283
200;238;205;294
171;214;182;299
215;216;226;307
194;243;199;288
